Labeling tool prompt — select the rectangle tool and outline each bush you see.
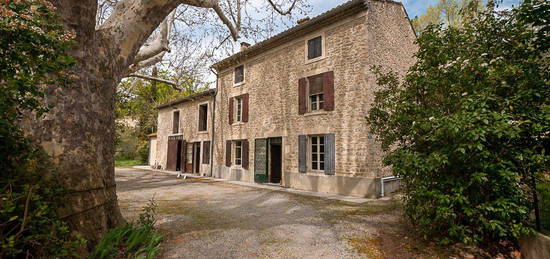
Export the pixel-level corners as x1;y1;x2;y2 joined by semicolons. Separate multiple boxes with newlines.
0;1;84;257
90;198;162;259
367;1;549;246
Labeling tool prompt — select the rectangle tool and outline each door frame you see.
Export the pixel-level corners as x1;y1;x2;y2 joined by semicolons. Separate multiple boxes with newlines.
192;142;201;174
254;137;283;184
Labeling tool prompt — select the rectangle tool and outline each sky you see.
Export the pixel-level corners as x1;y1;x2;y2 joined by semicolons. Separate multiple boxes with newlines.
307;0;523;19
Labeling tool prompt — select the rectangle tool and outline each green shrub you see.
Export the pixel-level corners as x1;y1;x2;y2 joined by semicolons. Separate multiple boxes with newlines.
367;1;548;246
538;179;550;234
90;198;163;259
0;1;85;258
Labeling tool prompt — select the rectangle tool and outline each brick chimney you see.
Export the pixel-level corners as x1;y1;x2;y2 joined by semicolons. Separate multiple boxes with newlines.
297;17;310;25
240;42;251;51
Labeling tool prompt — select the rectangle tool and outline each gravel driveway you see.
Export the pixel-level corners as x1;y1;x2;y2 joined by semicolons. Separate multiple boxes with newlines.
116;168;441;259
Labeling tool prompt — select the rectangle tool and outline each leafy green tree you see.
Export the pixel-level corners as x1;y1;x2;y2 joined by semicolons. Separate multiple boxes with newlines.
368;0;549;246
0;1;84;257
412;0;485;33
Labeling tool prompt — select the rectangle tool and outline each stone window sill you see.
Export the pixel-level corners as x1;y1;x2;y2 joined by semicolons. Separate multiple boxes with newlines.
303;110;329;117
197;131;208;134
233;81;245;87
232;122;246;126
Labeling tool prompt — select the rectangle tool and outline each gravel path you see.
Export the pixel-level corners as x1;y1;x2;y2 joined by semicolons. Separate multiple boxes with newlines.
116;168;442;259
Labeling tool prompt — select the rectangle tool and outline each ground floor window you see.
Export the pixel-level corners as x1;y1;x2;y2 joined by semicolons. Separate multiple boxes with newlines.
234;140;243;165
310;136;325;171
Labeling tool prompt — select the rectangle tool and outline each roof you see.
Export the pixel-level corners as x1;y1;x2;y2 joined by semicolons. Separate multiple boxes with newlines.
211;0;404;71
156;89;216;109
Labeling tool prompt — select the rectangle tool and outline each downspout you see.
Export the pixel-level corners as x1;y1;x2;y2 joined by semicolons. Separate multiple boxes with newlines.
209;68;218;178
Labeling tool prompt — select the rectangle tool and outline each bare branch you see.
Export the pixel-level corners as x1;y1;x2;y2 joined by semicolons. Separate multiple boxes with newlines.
267;0;297;15
128;73;179;87
133;11;175;64
129;52;166;74
212;4;239;40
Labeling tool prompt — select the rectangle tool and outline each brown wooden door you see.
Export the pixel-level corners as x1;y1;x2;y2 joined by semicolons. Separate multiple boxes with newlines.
192;142;201;174
166;139;178;171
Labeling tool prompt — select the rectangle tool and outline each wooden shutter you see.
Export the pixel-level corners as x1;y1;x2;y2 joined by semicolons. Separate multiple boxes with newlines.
308;74;324;94
181;140;187;172
298;135;307;173
298;78;307;115
228;97;234;125
254;139;268;183
242;139;249;169
323;71;334;111
225;140;232;167
202;141;210;164
242;93;249;122
324;133;335;175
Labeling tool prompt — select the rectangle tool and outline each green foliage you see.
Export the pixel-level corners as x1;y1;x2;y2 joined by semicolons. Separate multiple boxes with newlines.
115;159;143;167
90;198;162;259
0;1;84;257
538;178;550;234
411;0;485;33
368;0;549;246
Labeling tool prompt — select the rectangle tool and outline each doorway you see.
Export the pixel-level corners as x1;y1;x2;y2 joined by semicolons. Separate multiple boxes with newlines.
166;136;184;171
192;142;201;174
269;142;282;183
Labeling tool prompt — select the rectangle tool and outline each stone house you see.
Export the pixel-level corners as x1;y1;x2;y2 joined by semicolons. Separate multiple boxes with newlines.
152;0;417;198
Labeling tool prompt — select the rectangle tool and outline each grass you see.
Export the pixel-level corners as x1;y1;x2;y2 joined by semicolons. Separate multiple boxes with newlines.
115;159;144;167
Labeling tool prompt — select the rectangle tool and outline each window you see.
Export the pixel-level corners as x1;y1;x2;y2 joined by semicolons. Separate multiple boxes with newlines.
234;140;243;165
172;111;180;134
310;94;324;111
235;97;243;122
310;136;325;171
198;104;208;131
307;36;322;59
234;65;244;84
307;73;324;111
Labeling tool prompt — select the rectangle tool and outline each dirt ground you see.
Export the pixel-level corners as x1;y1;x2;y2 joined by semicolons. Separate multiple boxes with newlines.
116;168;447;259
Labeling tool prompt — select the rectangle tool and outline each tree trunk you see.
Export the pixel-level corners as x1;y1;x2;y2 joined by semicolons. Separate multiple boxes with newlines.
22;0;126;250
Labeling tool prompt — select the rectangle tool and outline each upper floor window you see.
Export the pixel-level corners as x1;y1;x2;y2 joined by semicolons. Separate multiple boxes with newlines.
298;71;334;115
235;97;243;122
234;65;244;84
198;104;208;132
172;111;180;134
307;36;322;59
308;74;324;111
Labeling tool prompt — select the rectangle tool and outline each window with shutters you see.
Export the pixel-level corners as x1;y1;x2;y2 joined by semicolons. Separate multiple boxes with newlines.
234;65;244;85
307;73;325;112
235;97;243;122
198;103;208;132
310;136;325;171
307;36;322;60
234;140;243;166
172;111;180;134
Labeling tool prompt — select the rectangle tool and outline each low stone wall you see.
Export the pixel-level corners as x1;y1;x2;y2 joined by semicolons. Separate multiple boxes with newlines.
283;172;379;198
519;233;550;259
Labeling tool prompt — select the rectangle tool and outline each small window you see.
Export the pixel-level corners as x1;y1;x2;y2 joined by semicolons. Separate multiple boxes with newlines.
234;140;243;165
172;111;180;134
198;104;208;131
234;65;244;84
307;36;322;59
310;136;325;171
235;97;243;122
310;94;324;111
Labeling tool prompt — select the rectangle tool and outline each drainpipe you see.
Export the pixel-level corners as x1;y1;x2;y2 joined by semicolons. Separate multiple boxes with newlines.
209;68;218;178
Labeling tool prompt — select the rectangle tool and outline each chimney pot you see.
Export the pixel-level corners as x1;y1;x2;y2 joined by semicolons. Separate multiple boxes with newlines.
297;17;310;25
240;42;251;51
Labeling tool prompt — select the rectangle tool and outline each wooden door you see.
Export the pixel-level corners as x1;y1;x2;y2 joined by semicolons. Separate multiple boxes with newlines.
166;139;178;171
254;138;268;183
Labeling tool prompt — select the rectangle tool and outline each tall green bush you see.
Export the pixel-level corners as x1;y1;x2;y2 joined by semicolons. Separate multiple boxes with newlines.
0;1;83;257
367;0;549;246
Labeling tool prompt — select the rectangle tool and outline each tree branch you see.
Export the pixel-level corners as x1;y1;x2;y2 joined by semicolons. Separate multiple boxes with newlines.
212;3;239;40
267;0;297;15
128;73;179;87
133;11;175;64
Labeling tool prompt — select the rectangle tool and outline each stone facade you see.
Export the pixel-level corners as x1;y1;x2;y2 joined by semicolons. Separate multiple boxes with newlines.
155;91;215;175
154;0;417;198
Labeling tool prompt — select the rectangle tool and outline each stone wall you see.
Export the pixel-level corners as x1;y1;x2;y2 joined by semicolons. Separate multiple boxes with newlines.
211;2;417;197
156;95;214;175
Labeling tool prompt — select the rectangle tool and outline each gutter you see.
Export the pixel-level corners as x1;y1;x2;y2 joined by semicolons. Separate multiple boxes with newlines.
209;68;218;178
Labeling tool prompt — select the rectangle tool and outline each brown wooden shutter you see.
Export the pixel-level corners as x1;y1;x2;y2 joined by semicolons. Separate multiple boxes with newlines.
202;141;210;164
242;139;249;169
225;140;232;167
308;74;324;94
242;93;249;122
228;97;234;125
323;71;334;111
181;140;187;172
298;78;307;115
298;135;307;173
